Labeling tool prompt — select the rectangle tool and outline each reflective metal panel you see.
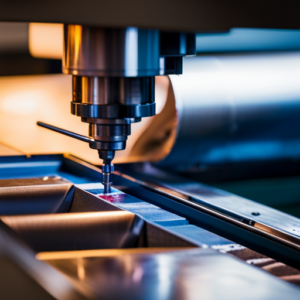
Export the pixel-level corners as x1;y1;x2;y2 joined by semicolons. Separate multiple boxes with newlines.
40;248;300;300
1;211;143;252
0;183;74;215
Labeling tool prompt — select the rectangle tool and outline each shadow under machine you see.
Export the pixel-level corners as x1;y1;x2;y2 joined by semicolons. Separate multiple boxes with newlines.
1;1;300;299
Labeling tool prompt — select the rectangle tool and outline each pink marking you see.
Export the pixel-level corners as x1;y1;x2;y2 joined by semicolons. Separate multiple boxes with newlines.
98;193;127;203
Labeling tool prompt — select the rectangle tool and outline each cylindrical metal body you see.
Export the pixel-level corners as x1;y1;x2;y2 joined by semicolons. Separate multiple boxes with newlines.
71;75;155;147
81;77;116;105
89;123;131;142
63;25;160;77
77;76;155;105
156;53;300;171
64;25;159;154
63;24;195;184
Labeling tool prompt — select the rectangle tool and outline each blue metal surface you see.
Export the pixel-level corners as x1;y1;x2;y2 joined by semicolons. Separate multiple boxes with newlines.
165;224;232;247
85;187;188;227
82;184;232;247
0;154;99;184
197;29;300;53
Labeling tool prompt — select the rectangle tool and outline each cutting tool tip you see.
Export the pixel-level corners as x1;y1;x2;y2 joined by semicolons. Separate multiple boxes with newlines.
103;172;111;194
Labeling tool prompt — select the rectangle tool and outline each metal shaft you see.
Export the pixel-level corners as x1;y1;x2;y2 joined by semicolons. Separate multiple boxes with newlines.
37;122;93;143
102;172;111;194
99;150;115;194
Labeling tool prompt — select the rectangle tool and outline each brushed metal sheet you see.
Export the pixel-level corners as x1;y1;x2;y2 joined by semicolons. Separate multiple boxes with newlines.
40;248;300;300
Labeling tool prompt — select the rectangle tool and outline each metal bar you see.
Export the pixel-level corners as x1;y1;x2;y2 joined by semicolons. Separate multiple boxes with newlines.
115;171;300;249
37;122;92;143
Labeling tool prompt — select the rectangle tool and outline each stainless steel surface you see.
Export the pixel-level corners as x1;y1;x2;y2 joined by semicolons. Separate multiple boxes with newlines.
39;248;300;300
169;183;300;247
69;187;122;213
63;154;300;252
0;255;56;300
0;176;70;187
1;211;143;252
0;183;74;215
0;153;300;298
80;73;153;115
89;123;130;142
153;53;300;171
0;221;86;300
113;167;300;250
81;77;115;105
82;118;138;125
63;25;160;77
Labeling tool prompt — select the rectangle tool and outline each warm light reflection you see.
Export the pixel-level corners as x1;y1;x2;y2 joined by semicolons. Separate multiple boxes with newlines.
77;258;86;281
73;25;83;66
36;248;191;260
58;211;133;221
0;75;169;164
29;23;63;59
0;90;41;115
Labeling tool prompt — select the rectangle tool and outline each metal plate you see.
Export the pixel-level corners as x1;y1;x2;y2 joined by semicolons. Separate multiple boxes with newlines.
39;248;300;300
0;183;74;215
1;211;143;252
115;166;300;249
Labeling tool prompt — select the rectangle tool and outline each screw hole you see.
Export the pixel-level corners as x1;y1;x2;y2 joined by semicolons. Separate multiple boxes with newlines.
252;212;260;216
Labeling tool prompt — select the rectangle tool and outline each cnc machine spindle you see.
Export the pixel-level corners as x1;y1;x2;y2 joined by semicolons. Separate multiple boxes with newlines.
38;27;195;193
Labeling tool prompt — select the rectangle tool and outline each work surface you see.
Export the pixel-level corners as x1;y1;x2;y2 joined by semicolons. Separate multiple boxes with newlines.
38;248;300;300
0;153;299;299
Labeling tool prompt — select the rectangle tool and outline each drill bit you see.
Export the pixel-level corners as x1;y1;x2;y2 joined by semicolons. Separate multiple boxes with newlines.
102;162;113;194
36;122;116;194
99;150;115;194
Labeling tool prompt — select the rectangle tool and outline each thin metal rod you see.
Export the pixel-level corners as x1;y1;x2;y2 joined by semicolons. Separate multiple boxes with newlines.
102;173;112;194
37;122;93;143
